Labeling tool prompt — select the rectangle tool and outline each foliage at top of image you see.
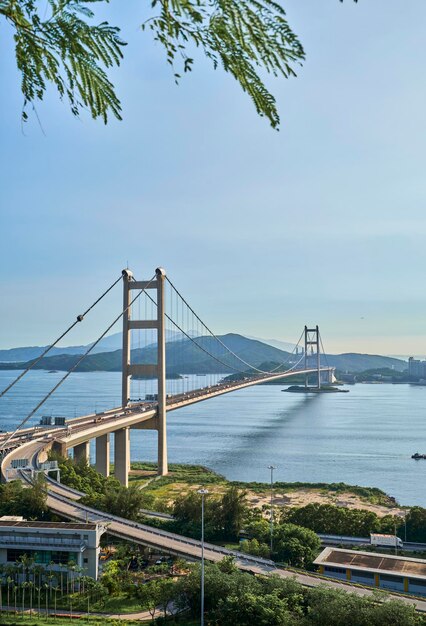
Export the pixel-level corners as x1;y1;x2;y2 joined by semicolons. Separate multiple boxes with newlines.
1;0;355;128
0;0;125;123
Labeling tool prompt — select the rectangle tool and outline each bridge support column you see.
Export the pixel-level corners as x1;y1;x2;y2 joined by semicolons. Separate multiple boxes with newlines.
156;268;168;477
124;266;168;478
74;442;90;465
304;326;321;390
114;428;129;487
121;269;133;408
128;429;131;473
95;434;110;477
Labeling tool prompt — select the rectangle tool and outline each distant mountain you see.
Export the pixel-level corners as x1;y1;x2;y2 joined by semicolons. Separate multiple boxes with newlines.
0;334;293;374
0;334;407;375
326;353;406;373
0;344;89;363
0;329;195;363
244;335;297;353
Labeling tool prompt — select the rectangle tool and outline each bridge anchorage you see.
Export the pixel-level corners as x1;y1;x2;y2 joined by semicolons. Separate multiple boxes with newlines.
0;266;335;487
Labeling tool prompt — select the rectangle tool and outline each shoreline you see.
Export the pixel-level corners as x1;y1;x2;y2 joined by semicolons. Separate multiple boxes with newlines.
124;461;407;517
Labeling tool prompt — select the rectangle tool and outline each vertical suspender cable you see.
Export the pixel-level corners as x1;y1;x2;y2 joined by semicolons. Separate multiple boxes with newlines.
3;276;156;445
0;275;122;399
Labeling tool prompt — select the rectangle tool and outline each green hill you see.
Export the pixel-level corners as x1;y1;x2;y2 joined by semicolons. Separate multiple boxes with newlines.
0;334;407;375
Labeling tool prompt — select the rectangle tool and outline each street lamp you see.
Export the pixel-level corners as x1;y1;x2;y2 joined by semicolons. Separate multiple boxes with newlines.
267;465;276;554
197;488;209;626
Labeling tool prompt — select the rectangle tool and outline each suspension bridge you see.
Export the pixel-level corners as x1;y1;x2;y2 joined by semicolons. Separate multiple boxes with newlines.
4;267;426;611
0;266;334;486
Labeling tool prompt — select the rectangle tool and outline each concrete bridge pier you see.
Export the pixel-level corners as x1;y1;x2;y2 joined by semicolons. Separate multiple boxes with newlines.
95;434;110;477
74;442;90;465
114;427;129;487
128;429;131;472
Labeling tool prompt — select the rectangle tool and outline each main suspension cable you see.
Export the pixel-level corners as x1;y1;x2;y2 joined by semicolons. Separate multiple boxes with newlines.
268;328;305;373
145;287;307;379
166;277;309;376
0;275;123;399
142;290;248;374
3;275;156;445
165;277;270;374
319;332;330;368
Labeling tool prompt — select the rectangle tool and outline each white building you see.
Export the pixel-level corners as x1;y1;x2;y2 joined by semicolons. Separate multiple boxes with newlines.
0;517;106;579
408;357;426;378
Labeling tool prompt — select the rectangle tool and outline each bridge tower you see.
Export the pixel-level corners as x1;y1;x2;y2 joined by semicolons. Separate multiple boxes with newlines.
120;267;168;480
304;325;321;390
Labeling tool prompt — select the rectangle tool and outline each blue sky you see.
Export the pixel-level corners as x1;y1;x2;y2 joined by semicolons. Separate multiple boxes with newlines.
1;0;426;355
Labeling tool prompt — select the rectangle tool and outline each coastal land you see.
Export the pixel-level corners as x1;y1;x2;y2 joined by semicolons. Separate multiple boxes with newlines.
125;462;404;519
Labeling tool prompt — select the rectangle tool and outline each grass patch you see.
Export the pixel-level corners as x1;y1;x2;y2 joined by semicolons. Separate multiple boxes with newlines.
127;463;227;511
127;462;395;509
130;462;225;486
56;593;145;615
230;480;393;506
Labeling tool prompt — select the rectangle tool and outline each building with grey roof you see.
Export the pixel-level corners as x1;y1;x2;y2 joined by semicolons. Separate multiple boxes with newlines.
314;547;426;596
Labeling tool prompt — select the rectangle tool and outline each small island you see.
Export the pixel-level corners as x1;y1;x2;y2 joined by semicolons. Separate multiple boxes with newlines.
283;385;349;393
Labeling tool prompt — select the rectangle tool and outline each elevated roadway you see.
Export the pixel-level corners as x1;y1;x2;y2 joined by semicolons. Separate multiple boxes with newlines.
3;429;426;612
0;366;333;485
17;463;426;613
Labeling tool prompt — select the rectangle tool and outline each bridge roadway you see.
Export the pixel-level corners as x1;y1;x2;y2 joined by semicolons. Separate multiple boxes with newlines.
26;477;426;611
0;441;424;612
0;366;332;455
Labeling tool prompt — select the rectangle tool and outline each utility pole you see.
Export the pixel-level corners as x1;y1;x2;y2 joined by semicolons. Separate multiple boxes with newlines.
268;465;276;554
198;489;209;626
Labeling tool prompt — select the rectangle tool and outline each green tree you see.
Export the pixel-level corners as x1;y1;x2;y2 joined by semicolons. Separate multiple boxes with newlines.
240;538;270;558
155;577;177;618
1;0;356;128
0;477;48;519
273;523;321;568
173;490;220;539
216;591;295;626
102;482;147;520
245;517;270;543
173;486;248;540
405;507;426;543
175;560;260;617
138;579;163;621
368;597;420;626
305;587;421;626
220;486;248;540
101;559;131;595
283;503;382;537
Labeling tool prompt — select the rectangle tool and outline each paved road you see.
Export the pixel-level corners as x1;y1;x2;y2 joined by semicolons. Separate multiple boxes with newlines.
318;533;426;552
44;483;426;612
5;441;426;613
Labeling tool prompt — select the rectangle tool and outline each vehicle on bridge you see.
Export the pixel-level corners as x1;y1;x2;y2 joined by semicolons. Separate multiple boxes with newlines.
370;533;403;549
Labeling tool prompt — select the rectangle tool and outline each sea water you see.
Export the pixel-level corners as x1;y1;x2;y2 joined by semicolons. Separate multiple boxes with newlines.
0;370;425;506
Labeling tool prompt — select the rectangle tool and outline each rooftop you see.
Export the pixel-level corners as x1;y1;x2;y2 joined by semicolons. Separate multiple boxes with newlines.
0;521;98;531
315;548;426;580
